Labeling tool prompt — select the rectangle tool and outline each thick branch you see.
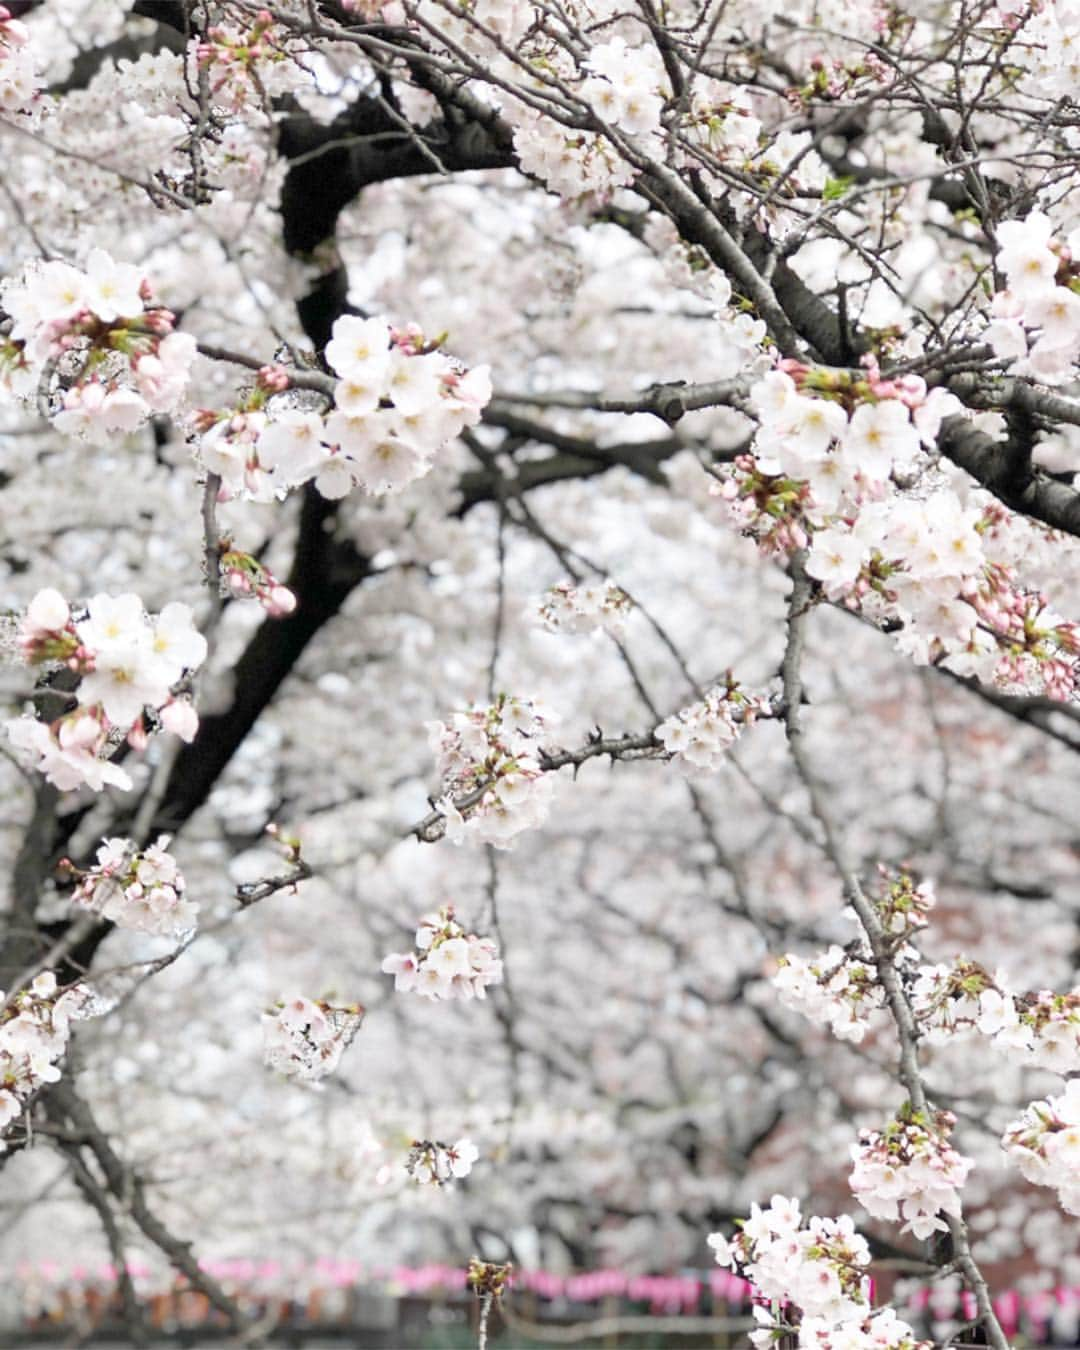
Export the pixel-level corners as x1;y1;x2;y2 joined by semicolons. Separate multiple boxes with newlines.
53;1137;148;1347
937;413;1080;538
47;1077;256;1338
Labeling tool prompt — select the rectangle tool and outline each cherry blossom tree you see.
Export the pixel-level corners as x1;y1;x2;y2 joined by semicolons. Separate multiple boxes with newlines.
2;0;1080;1345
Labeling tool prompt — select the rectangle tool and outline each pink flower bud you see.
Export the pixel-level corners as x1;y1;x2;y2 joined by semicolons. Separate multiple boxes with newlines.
141;308;175;336
60;714;102;751
266;585;298;617
160;699;199;743
257;364;291;392
193;408;220;433
226;570;253;596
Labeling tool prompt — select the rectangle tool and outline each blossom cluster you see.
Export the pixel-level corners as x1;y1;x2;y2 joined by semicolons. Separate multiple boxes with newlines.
1017;5;1080;104
911;959;1080;1074
774;945;885;1043
707;1194;932;1348
680;80;828;218
508;53;827;209
261;995;365;1083
849;1105;974;1240
426;694;558;848
405;1137;479;1186
0;3;37;114
66;836;197;941
581;37;665;137
0;974;93;1144
484;25;667;196
776;867;1080;1084
381;905;503;1001
199;315;491;503
716;361;1080;700
747;1304;933;1350
0;251;196;436
708;1196;869;1324
1002;1079;1080;1217
774;873;935;1041
512;112;638;200
538;580;632;637
655;678;768;774
984;211;1080;383
4;589;205;793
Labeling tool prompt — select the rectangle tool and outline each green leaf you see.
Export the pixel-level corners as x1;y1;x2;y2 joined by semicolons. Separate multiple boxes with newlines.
823;175;855;201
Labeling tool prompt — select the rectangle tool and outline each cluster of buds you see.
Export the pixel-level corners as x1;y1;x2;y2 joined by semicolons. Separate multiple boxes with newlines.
4;589;205;793
467;1257;512;1301
405;1137;479;1185
538;579;633;637
262;995;364;1082
774;943;885;1043
711;455;814;555
0;251;196;433
971;567;1080;701
0;4;38;116
425;694;557;848
192;10;291;111
219;545;297;617
381;905;503;1001
468;1257;512;1336
771;355;934;416
849;1104;974;1240
0;974;95;1144
788;50;892;108
871;867;936;939
1002;1079;1080;1217
63;836;197;941
655;677;769;775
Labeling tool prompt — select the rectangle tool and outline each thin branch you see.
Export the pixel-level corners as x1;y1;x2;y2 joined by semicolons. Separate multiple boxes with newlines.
778;553;1009;1350
409;731;666;842
235;856;313;908
202;471;224;599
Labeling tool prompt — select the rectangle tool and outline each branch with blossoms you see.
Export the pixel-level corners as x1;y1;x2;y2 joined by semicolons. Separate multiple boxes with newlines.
769;554;1010;1350
496;355;1080;714
410;683;778;845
